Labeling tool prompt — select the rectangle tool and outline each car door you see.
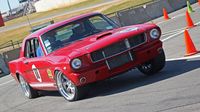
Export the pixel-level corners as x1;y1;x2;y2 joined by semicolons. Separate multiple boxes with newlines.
22;38;55;88
22;38;42;84
33;38;55;84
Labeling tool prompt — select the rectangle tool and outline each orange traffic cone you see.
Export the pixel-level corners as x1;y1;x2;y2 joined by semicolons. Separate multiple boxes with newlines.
186;11;195;28
184;30;199;56
163;8;170;20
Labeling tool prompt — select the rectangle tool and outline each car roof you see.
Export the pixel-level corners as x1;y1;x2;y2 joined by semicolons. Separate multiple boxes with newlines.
25;12;101;40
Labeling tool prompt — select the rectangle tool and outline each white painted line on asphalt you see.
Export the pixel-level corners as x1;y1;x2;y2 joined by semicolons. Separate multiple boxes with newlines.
161;10;200;42
0;79;14;87
161;30;185;42
171;6;200;20
163;27;185;33
167;54;200;61
157;14;185;25
195;21;200;26
171;13;185;19
162;28;185;36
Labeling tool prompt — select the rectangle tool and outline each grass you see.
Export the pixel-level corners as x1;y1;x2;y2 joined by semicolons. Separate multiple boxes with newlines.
5;0;103;27
0;0;152;48
103;0;153;14
0;26;30;44
0;6;107;46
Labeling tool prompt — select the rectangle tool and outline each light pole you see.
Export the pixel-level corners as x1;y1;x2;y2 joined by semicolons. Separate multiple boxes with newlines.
7;0;12;15
18;0;32;29
25;13;32;29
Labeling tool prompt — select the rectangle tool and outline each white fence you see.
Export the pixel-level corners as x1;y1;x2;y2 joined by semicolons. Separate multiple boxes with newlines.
34;0;87;12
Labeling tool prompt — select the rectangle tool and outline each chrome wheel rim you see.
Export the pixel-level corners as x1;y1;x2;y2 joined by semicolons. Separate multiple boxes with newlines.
57;72;76;100
19;76;30;97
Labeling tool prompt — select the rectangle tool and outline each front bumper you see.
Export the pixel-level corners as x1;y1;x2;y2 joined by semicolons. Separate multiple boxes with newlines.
69;40;163;86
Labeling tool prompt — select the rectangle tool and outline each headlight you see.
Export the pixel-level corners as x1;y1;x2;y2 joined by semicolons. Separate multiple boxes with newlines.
71;58;82;69
150;29;160;39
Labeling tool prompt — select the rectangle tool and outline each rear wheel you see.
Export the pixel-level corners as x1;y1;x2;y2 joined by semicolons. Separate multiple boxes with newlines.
18;75;38;99
56;71;87;101
0;69;2;74
138;50;166;75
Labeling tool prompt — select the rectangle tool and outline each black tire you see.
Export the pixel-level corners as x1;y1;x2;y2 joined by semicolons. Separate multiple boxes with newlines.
55;71;87;101
0;69;2;74
138;50;166;75
18;75;39;99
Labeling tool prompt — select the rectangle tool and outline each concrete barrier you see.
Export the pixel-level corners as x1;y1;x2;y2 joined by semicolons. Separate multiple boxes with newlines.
190;0;198;4
168;0;197;10
144;0;173;20
0;54;9;74
116;0;197;26
117;7;152;26
106;14;121;26
168;0;187;11
3;48;20;65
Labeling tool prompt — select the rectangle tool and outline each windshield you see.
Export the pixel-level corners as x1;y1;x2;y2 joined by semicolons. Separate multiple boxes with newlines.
41;14;118;53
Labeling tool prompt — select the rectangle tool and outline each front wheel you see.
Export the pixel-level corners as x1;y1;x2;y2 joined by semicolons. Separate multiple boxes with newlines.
138;50;166;75
18;75;38;99
56;71;87;101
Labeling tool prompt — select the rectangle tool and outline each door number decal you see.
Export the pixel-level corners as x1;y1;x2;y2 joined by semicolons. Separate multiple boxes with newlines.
32;65;42;82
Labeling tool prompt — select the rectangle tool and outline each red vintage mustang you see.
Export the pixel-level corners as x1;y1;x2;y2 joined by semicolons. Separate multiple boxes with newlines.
9;13;165;101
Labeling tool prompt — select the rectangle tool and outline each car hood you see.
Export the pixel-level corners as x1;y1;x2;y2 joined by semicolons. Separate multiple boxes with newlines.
49;24;157;58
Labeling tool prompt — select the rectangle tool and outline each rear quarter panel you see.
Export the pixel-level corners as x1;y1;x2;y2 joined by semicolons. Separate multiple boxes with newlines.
8;58;24;82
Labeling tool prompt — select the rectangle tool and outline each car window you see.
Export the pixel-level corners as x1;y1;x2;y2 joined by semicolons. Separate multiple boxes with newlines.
30;39;36;57
41;14;118;53
41;31;63;53
41;23;92;53
56;25;73;41
24;38;43;58
25;40;32;58
34;39;44;57
89;16;114;30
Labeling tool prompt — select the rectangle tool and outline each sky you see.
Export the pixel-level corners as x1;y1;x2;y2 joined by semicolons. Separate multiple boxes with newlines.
0;0;20;12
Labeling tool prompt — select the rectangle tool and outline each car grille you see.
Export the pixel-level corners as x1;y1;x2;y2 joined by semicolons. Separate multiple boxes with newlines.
107;53;132;69
90;33;146;69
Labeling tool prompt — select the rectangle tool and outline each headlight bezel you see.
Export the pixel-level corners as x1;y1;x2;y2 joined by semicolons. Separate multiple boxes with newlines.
71;58;82;70
150;28;160;39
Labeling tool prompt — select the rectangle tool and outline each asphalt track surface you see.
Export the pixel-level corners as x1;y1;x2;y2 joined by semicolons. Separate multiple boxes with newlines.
0;3;200;112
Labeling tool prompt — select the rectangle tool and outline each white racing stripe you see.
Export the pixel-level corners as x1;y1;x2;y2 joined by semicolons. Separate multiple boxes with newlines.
0;79;14;87
30;83;55;88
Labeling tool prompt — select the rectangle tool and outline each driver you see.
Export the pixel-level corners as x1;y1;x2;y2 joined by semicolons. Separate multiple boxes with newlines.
45;31;63;51
70;23;86;41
